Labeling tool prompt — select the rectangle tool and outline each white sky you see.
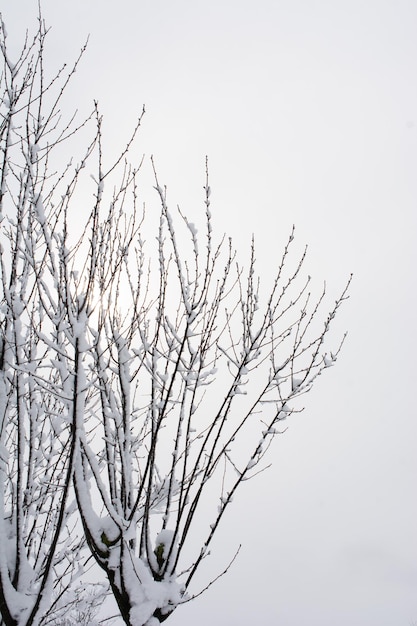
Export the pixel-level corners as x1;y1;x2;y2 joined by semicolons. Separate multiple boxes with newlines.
3;1;417;625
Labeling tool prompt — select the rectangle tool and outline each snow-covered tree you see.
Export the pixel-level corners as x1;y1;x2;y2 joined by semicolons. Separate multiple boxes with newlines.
0;13;92;626
0;10;351;626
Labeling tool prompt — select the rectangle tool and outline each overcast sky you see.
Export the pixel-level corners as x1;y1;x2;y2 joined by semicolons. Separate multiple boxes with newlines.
3;1;417;625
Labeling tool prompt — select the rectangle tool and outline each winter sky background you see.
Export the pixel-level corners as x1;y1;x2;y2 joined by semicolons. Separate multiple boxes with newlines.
3;1;417;624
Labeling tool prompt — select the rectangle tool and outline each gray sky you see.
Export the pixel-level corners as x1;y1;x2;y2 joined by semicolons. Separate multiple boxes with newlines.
3;1;417;624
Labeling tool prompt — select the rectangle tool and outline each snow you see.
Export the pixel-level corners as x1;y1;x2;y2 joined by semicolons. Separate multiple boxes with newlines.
74;461;121;554
71;308;89;340
0;516;35;622
155;529;175;555
121;553;183;626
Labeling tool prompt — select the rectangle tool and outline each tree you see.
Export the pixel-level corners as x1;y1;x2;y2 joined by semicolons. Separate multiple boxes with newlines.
0;12;92;626
0;10;351;626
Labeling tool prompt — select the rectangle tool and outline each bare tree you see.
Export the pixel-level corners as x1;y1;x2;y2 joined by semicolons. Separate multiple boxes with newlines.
0;10;351;626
